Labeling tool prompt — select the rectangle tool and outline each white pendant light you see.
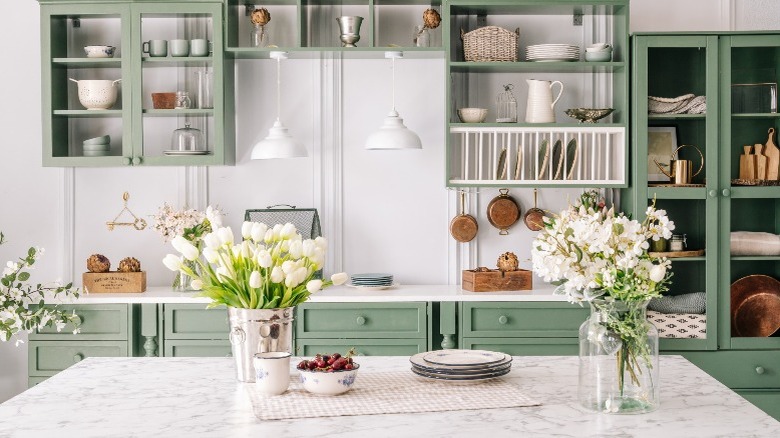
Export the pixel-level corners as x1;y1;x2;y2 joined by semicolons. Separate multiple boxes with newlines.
365;51;422;150
251;51;307;159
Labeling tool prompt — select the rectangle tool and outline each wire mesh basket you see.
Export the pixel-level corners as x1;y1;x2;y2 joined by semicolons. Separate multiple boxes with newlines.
244;205;321;240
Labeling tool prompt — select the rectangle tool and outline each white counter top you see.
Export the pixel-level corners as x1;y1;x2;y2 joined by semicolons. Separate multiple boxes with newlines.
1;355;777;437
54;284;567;304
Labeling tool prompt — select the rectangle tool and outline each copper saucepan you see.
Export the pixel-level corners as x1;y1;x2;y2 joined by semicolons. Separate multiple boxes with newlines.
450;191;478;242
486;188;521;235
524;188;546;231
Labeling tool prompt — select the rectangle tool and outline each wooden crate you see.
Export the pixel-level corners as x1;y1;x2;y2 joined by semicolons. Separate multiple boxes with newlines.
82;272;146;293
462;269;532;292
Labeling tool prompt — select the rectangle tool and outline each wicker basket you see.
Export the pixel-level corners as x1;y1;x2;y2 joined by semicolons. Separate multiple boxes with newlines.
462;26;519;62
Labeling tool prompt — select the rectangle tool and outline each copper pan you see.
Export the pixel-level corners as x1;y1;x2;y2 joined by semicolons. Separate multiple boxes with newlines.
730;274;780;337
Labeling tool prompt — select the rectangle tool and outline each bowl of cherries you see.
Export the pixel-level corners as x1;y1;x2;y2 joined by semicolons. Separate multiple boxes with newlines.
297;350;360;396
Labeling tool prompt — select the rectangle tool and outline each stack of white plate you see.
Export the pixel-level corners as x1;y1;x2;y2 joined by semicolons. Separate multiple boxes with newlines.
349;273;395;290
526;44;580;62
410;349;512;383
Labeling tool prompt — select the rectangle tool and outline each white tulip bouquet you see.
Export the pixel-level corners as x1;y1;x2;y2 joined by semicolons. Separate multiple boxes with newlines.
164;222;347;309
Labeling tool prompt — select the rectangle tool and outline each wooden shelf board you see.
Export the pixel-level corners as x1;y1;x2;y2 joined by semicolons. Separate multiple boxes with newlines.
449;61;625;73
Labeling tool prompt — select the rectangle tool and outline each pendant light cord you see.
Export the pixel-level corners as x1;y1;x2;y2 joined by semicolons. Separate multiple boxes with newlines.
276;55;281;122
391;55;396;112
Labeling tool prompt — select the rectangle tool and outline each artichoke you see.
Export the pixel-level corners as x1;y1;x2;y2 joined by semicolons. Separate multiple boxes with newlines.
423;9;441;29
497;252;519;272
87;254;111;273
250;7;271;26
118;257;142;273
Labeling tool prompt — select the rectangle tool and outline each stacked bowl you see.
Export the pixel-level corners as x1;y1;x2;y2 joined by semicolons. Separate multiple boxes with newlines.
83;135;110;157
584;43;613;62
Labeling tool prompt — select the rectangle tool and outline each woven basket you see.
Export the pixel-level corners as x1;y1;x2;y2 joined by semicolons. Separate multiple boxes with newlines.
462;26;519;62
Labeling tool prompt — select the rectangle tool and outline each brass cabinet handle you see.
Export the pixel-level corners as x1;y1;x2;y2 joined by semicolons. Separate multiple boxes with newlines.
498;315;509;325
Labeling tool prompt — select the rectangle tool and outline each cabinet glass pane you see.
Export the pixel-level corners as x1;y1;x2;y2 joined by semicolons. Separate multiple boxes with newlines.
49;14;123;59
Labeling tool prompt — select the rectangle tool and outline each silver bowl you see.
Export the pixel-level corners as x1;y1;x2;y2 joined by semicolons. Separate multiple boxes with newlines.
565;108;614;123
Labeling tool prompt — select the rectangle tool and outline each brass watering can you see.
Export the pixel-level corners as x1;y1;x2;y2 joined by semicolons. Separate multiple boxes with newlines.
653;144;704;185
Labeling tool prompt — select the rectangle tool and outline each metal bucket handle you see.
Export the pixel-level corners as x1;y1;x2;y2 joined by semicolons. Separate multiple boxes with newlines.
228;317;293;345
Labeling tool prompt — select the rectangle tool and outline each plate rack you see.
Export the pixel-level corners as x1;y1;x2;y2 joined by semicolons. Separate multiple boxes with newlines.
448;126;626;187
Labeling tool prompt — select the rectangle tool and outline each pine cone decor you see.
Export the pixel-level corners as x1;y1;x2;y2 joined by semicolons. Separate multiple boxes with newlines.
118;257;142;273
250;7;271;26
87;254;111;273
496;252;519;272
423;8;441;29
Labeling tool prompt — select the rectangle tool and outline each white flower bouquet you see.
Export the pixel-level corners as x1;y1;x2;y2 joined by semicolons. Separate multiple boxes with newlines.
0;232;80;344
163;221;347;309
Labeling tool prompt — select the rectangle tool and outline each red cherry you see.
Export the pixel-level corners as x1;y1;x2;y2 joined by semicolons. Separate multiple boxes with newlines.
344;363;354;370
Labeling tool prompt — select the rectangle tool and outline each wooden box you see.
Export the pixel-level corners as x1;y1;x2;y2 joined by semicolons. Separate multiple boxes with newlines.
462;269;532;292
83;272;146;293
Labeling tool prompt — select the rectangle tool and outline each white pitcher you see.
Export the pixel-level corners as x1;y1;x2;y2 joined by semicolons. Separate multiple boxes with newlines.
525;79;564;123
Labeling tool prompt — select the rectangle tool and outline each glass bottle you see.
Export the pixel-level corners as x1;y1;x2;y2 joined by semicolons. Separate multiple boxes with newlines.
496;84;518;123
579;299;659;414
250;23;268;47
175;91;191;109
195;70;213;109
413;25;430;47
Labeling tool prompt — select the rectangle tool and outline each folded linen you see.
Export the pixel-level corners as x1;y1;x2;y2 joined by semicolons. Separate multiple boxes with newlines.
730;231;780;256
647;311;706;339
648;292;706;314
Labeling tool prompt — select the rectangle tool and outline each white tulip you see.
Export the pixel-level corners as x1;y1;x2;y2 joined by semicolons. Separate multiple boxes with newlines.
289;240;303;259
294;266;308;284
280;240;290;253
172;236;199;261
206;206;223;228
162;254;183;272
281;260;295;274
231;244;242;257
217;227;234;246
264;229;275;244
216;266;231;281
249;271;262;288
251;223;268;242
649;264;666;283
331;272;348;286
203;233;221;250
202;248;219;264
314;236;328;250
306;279;323;293
271;223;283;239
270;266;284;283
302;240;316;258
241;241;253;259
280;223;297;239
241;221;254;240
256;250;272;268
191;280;203;290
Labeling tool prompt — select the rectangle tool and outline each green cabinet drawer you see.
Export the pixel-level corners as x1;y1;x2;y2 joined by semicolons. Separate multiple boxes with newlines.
462;337;579;356
28;340;129;376
461;302;588;338
736;390;780;421
31;304;128;341
164;340;232;357
28;376;49;388
296;303;427;339
164;304;229;340
682;351;780;389
296;338;427;357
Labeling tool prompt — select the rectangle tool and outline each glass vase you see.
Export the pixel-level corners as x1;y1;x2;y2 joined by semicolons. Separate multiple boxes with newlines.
578;298;659;414
250;23;268;47
172;259;199;292
413;25;430;47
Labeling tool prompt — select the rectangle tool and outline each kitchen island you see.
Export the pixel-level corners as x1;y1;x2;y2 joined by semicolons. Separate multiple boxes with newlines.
1;355;778;437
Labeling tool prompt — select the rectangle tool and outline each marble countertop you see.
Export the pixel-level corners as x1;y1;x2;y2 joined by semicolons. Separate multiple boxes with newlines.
51;284;566;304
1;356;777;437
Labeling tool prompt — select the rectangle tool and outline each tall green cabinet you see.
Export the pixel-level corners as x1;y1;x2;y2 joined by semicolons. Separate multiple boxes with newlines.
632;32;780;420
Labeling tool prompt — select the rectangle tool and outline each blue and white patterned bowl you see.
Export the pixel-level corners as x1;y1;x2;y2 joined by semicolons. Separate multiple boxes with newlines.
84;45;116;58
299;363;360;396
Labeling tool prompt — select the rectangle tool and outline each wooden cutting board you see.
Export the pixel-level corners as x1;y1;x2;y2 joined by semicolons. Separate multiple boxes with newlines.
740;145;756;180
765;128;780;180
755;143;768;180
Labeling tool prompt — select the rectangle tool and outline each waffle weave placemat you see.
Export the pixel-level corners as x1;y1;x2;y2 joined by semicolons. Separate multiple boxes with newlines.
247;370;540;420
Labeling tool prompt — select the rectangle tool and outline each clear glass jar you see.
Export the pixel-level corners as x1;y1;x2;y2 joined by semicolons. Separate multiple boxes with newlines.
414;25;430;47
172;257;199;292
496;84;518;123
670;234;687;251
175;91;191;109
579;299;659;414
250;23;268;47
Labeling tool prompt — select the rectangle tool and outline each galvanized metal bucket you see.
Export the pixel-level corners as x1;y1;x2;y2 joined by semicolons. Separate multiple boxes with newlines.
227;307;294;382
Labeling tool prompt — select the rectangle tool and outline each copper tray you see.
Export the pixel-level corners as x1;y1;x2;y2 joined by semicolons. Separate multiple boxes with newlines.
730;274;780;337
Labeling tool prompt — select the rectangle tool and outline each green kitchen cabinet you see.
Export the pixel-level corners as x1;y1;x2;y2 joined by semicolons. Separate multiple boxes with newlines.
458;301;588;355
296;338;428;357
164;339;232;357
159;304;230;357
444;0;629;188
38;0;235;167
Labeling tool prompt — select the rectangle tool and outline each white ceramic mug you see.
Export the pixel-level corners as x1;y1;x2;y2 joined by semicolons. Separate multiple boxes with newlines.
170;39;189;57
190;39;212;57
253;352;291;396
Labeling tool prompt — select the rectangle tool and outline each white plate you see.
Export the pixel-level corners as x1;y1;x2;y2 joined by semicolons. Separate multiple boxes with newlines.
346;282;399;291
410;368;510;384
163;150;212;155
410;352;512;372
527;58;579;62
423;349;506;367
411;362;512;376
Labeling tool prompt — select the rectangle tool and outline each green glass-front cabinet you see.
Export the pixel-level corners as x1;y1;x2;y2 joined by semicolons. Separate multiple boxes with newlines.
39;0;235;167
632;32;780;419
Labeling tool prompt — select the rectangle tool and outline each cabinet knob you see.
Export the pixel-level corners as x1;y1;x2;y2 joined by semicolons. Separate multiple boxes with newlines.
755;366;765;375
132;156;142;165
73;353;84;363
722;189;731;197
498;315;509;325
356;316;366;326
708;190;717;198
124;157;132;165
